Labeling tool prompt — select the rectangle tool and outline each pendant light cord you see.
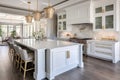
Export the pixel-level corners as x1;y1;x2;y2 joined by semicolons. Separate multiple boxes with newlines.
28;1;31;15
48;0;50;6
37;0;38;11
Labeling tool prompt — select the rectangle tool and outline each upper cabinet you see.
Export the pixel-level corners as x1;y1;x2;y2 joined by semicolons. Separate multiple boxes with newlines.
65;1;94;25
93;0;120;31
57;12;67;31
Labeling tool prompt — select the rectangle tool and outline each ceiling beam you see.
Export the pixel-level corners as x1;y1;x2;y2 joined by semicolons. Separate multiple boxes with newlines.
0;4;35;12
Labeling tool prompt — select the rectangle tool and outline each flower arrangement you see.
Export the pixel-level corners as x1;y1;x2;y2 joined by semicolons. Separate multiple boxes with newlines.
33;28;45;40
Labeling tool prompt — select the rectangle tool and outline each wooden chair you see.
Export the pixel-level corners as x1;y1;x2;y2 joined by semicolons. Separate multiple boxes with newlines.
20;49;34;78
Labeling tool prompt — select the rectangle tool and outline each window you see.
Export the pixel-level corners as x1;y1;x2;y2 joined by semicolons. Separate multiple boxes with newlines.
0;24;22;38
1;25;7;37
16;26;22;37
8;25;14;36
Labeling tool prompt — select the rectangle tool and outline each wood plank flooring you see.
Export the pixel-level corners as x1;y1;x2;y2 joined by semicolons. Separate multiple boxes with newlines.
0;46;120;80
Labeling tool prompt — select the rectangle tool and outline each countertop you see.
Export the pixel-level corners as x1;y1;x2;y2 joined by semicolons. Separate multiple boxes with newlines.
87;40;119;44
15;39;82;50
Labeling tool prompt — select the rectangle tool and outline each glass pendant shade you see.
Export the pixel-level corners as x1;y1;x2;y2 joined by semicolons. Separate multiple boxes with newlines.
26;15;33;23
34;11;41;21
44;6;55;18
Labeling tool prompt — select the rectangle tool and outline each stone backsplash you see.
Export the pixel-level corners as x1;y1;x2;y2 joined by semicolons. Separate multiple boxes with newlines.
59;23;94;39
59;23;119;41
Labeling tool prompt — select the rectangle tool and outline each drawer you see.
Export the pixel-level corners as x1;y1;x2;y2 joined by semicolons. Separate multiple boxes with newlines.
95;51;112;56
95;45;112;49
95;47;112;53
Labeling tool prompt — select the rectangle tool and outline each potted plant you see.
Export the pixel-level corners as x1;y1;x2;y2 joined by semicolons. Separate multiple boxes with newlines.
0;26;3;41
10;30;16;38
0;26;2;36
33;28;45;40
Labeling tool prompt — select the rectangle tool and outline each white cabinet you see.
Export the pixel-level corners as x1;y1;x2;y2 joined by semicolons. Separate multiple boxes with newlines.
87;40;120;63
57;12;66;31
87;41;94;55
93;0;120;31
57;12;69;38
46;44;84;80
65;1;94;24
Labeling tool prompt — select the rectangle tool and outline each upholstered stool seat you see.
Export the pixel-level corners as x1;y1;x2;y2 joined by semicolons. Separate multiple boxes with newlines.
20;49;34;79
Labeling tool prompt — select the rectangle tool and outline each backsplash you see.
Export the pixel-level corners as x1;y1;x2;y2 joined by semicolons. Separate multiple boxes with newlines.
94;31;119;41
59;23;119;41
71;24;93;38
59;23;94;39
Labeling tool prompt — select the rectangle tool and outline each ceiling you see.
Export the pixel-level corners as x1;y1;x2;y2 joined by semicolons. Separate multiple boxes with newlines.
0;0;67;11
0;0;88;17
0;13;24;20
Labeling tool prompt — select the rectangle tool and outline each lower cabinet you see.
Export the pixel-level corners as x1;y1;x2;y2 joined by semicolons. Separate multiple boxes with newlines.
46;45;82;80
87;40;120;63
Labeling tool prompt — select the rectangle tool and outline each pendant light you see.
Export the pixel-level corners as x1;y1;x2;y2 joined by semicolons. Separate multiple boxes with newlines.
44;0;55;18
26;1;33;23
34;0;41;21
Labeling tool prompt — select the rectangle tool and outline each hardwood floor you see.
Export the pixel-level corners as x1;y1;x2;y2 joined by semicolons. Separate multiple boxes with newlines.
0;46;120;80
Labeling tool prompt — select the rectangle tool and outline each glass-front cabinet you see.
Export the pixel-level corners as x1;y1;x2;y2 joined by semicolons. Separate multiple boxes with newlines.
95;7;103;13
95;17;102;29
105;15;114;29
105;4;114;12
94;0;119;31
57;12;66;31
57;12;67;38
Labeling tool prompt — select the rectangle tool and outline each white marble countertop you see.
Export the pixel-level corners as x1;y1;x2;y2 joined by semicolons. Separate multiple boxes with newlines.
15;39;82;50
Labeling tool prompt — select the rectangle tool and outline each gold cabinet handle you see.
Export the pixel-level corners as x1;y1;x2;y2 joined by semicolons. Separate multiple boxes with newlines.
66;51;70;59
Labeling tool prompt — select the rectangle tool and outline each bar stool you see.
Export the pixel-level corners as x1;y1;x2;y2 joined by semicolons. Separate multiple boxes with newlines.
7;41;14;58
20;49;34;78
14;45;21;68
12;44;17;65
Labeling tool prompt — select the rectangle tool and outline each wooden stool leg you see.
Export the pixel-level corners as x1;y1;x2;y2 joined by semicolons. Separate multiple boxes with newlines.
20;60;22;71
17;56;20;68
23;61;27;78
13;55;16;67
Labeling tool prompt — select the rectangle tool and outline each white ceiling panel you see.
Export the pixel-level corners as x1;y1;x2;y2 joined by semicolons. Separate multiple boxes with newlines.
0;0;66;11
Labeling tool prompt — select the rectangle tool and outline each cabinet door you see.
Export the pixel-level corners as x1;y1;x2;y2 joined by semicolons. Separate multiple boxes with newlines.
52;51;67;71
95;7;103;13
63;14;66;19
95;16;103;29
58;22;62;30
105;4;114;12
105;15;114;29
66;50;78;65
63;21;66;30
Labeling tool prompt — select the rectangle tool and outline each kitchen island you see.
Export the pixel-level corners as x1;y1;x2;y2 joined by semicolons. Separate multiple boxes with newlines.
15;39;84;80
